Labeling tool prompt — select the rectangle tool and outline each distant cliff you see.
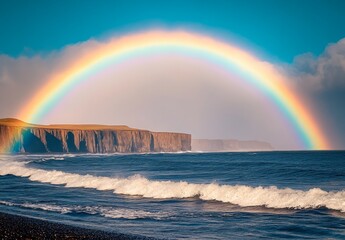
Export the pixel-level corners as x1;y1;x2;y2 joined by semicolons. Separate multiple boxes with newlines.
192;139;273;152
0;118;191;153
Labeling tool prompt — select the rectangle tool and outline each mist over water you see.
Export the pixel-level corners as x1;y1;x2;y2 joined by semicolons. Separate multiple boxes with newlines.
41;54;299;150
0;151;345;239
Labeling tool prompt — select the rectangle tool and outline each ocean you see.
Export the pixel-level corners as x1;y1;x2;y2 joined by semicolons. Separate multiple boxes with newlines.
0;151;344;239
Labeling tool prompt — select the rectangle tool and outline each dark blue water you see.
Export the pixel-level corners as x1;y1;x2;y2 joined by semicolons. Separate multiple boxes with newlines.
0;151;345;239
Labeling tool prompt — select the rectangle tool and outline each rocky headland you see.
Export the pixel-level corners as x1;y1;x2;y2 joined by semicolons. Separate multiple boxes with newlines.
0;118;191;153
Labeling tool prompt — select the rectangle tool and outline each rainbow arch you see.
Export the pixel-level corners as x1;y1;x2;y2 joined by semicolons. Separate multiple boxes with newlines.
16;30;329;150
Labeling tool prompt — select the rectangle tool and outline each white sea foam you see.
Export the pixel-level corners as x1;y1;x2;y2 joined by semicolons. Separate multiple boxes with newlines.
99;208;170;219
1;161;345;212
0;200;170;219
1;154;65;164
41;157;65;162
0;200;15;206
22;203;72;214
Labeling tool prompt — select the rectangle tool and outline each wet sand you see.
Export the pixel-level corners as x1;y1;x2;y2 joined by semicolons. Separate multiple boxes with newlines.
0;211;154;240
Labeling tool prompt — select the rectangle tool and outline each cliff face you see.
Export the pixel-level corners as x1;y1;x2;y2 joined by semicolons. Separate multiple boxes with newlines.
0;119;191;153
192;139;273;152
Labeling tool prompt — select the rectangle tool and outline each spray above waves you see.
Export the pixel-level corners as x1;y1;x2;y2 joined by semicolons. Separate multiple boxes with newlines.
0;161;345;212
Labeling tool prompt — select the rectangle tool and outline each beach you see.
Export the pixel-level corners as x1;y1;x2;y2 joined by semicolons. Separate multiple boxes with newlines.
0;211;153;240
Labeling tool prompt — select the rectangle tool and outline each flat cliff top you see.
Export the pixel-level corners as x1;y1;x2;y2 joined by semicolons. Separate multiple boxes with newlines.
0;118;137;131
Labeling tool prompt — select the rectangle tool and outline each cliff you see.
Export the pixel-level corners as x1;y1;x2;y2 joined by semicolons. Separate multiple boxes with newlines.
0;118;191;153
192;139;273;152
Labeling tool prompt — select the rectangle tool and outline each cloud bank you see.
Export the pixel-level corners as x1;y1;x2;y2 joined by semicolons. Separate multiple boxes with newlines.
292;38;345;91
290;38;345;149
0;35;344;149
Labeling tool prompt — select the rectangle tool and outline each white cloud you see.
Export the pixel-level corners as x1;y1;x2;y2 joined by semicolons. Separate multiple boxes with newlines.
0;39;105;118
292;38;345;91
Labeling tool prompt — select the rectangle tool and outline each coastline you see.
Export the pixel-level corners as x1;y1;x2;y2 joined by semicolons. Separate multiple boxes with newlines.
0;211;155;240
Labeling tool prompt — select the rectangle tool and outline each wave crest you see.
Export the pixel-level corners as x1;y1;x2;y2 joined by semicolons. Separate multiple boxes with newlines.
1;161;344;212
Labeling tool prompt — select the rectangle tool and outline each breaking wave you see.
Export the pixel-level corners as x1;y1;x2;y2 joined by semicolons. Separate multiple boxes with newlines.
1;161;345;212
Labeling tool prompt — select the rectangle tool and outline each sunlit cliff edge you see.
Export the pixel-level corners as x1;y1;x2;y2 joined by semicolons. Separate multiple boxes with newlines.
0;118;191;153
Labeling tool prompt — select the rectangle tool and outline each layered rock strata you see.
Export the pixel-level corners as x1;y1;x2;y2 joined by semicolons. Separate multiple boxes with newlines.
0;119;191;153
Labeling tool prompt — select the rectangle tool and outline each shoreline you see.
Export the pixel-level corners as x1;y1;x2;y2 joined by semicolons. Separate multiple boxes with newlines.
0;211;155;240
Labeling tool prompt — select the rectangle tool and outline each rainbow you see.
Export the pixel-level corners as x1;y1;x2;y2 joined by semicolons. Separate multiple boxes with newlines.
14;30;329;150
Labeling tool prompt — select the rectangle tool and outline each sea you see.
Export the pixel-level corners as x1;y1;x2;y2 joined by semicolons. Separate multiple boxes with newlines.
0;151;344;239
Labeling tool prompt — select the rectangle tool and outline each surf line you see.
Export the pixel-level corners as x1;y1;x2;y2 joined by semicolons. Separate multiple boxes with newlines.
0;161;344;212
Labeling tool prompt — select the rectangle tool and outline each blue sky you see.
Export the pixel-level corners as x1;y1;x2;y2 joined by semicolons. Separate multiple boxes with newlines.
1;0;345;61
